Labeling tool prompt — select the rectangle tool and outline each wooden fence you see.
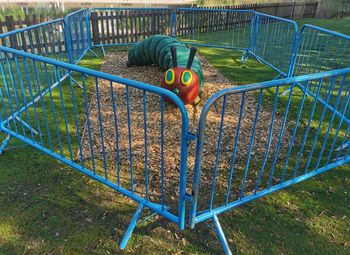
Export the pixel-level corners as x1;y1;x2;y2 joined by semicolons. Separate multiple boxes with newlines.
0;15;53;35
333;9;350;20
90;2;319;45
0;2;319;46
200;2;318;19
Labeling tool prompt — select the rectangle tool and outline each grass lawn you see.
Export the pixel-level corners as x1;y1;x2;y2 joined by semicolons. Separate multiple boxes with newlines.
0;18;350;254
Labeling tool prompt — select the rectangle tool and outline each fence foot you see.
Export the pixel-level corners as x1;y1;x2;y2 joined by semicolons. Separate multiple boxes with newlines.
241;51;251;62
212;215;233;255
119;203;144;250
0;134;11;155
88;48;100;59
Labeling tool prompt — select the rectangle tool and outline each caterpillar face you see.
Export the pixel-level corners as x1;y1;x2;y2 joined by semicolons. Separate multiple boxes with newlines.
160;67;200;105
160;46;201;105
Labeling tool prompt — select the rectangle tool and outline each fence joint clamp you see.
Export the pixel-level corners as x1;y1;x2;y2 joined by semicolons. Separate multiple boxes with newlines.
186;132;197;141
184;192;192;202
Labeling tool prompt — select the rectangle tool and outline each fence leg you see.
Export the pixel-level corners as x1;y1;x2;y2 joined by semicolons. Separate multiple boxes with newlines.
101;46;106;57
280;82;310;97
119;203;144;250
336;141;350;152
15;117;39;135
0;134;11;155
88;48;100;59
241;50;251;62
212;215;233;255
71;77;83;89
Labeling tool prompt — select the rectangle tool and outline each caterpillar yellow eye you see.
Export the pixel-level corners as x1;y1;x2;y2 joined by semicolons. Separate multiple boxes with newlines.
165;69;175;85
181;70;193;86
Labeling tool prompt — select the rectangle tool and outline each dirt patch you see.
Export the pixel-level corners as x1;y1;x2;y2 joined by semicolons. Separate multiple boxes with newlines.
80;51;292;213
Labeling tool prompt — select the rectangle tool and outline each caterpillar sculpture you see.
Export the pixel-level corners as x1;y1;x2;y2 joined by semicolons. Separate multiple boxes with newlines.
127;35;204;105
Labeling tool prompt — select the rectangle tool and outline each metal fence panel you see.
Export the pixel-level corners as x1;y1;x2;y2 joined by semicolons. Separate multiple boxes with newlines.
65;9;91;64
0;18;68;63
250;12;298;76
0;45;190;230
175;8;255;50
189;67;350;228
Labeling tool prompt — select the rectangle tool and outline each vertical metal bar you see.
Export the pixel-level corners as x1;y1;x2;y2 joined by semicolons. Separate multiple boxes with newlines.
95;77;108;179
304;75;344;173
109;80;121;185
143;90;149;201
240;90;262;198
22;56;43;145
225;93;245;204
160;96;165;210
0;55;19;134
119;203;144;250
315;74;348;169
68;73;84;165
56;67;73;160
33;59;53;151
43;62;63;156
13;55;35;140
254;86;279;192
82;75;96;173
291;77;325;178
126;85;134;192
327;81;350;163
209;95;227;211
212;215;233;255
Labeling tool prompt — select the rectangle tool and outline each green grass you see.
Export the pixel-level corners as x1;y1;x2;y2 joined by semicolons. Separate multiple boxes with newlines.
0;18;350;254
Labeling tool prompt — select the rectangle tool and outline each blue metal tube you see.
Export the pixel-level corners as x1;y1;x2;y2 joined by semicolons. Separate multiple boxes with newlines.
296;82;350;126
209;95;227;211
0;45;190;230
2;126;180;223
109;80;121;185
119;203;144;249
193;156;350;225
240;90;262;198
212;214;233;255
0;134;11;155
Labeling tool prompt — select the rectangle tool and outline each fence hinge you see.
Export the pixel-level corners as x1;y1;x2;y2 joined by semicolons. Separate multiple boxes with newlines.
186;132;197;147
187;132;197;141
184;192;193;202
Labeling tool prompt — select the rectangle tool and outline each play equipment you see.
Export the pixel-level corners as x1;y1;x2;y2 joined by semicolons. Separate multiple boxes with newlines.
0;8;349;255
127;35;203;105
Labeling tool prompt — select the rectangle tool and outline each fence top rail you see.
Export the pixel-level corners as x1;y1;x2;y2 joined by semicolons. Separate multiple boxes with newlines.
177;8;256;13
90;7;173;11
196;67;350;137
65;8;88;18
255;11;299;29
0;45;189;122
0;18;65;39
300;24;350;40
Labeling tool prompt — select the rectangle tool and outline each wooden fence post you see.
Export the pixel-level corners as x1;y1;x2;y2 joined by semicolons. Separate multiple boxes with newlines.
291;1;296;19
313;2;319;18
5;16;17;48
90;12;100;45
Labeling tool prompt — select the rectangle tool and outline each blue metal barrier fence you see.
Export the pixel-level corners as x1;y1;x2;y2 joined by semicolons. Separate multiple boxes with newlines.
0;45;191;244
0;7;349;255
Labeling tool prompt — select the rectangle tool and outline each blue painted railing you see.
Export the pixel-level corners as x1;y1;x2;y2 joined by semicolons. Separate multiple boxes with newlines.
0;7;349;255
65;9;91;64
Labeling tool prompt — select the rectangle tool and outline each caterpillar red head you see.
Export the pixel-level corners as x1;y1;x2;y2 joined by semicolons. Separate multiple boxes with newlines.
160;46;200;105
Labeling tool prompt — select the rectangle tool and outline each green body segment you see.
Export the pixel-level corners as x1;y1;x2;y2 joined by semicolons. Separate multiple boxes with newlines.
127;35;204;90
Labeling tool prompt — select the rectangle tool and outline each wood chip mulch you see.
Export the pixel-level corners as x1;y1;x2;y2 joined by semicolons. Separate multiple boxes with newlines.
79;51;293;212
